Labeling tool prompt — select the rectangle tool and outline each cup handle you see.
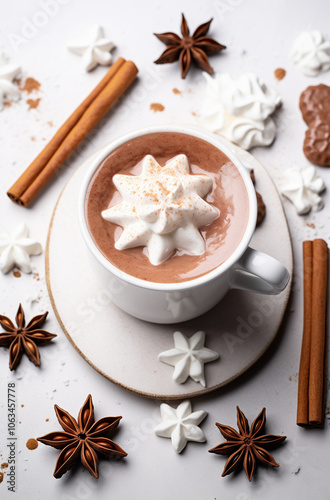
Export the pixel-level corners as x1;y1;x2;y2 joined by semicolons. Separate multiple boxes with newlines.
229;247;290;295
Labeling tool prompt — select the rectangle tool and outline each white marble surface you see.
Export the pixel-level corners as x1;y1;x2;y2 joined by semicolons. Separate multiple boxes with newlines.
0;0;329;499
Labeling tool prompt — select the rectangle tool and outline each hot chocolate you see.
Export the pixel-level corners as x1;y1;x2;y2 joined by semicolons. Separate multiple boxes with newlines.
85;132;250;283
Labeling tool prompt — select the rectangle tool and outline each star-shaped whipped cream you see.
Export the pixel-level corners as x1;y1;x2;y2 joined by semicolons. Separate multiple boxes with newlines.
290;30;330;76
155;400;207;453
0;223;42;274
158;331;219;387
102;154;218;266
280;166;325;215
0;53;21;110
67;25;115;72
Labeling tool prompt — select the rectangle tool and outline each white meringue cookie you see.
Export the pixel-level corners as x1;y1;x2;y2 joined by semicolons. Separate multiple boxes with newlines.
158;331;219;387
0;223;42;274
102;154;218;266
199;72;281;150
0;53;21;110
280;166;325;215
289;30;330;76
224;116;277;151
155;400;207;453
68;25;115;72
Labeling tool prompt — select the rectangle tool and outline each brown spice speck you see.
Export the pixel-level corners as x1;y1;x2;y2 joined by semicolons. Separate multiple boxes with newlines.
306;222;315;229
47;121;53;127
172;88;181;95
1;463;8;469
274;68;286;81
0;472;3;483
19;77;41;94
26;438;38;450
150;103;165;112
13;270;21;278
4;101;12;107
27;98;41;109
45;418;49;422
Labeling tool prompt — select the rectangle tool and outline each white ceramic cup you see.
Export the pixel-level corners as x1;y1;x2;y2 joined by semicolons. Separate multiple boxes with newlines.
78;125;290;324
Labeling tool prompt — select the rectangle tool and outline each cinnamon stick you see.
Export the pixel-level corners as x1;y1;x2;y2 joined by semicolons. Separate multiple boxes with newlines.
309;239;328;425
7;58;137;207
297;240;313;426
297;239;329;427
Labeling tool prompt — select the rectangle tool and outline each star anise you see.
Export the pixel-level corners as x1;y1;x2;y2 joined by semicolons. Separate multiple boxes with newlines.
37;394;127;479
154;14;226;78
0;304;56;370
209;407;286;481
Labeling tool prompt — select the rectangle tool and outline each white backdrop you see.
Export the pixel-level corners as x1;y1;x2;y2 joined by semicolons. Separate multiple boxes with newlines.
0;0;330;498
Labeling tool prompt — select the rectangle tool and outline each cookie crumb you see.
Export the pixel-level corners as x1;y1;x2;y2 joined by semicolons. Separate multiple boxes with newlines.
274;68;286;80
19;77;41;94
27;98;41;109
150;103;165;112
26;439;38;450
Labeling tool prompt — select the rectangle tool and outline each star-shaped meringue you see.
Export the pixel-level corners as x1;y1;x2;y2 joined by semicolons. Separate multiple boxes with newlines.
102;154;218;266
0;53;21;110
158;331;219;387
67;25;115;72
280;166;325;215
155;400;207;453
0;223;42;274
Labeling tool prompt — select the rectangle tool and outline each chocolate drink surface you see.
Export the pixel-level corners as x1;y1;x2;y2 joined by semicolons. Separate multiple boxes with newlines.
85;132;250;283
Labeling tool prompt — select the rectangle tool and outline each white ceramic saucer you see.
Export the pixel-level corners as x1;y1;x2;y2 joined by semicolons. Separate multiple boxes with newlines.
46;137;293;399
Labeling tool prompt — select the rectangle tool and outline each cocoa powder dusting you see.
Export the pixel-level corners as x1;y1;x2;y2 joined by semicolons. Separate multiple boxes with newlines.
26;438;38;450
13;270;21;278
150;103;165;112
274;68;286;81
19;77;41;94
27;98;41;109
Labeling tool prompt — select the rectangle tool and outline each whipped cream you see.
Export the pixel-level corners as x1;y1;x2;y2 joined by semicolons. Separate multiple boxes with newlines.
102;154;218;266
0;53;21;110
158;330;219;387
280;166;325;215
290;30;330;76
198;72;281;150
68;25;115;72
155;400;207;453
0;223;42;274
